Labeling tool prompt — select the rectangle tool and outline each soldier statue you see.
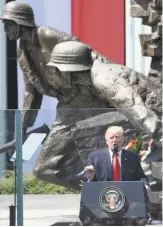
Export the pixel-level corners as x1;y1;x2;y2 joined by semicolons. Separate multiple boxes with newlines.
0;1;161;189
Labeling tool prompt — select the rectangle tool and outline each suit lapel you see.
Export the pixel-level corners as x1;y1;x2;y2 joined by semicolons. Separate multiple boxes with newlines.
103;149;112;180
102;149;128;181
121;149;128;180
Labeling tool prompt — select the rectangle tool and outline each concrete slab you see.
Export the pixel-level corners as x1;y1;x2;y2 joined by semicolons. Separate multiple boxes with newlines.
0;195;81;226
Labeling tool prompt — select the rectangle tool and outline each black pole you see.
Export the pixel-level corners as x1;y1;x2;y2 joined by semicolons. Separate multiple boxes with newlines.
9;205;16;226
9;161;17;226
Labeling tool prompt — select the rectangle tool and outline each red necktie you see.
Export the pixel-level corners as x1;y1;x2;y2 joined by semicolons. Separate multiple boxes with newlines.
113;153;120;181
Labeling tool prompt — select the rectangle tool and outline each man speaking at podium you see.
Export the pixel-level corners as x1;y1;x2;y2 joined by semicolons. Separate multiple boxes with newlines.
84;126;151;225
84;126;149;186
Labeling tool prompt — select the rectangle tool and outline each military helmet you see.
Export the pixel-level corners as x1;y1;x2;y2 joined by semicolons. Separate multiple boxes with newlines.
47;41;93;72
0;1;36;27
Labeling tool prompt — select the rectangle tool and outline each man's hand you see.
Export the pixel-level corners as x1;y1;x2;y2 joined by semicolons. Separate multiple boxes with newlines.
84;165;96;180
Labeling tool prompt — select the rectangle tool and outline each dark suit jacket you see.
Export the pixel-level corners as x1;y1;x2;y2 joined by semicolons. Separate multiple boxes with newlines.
86;148;149;185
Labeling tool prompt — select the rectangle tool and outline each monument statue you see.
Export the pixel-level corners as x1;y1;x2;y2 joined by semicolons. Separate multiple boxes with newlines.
0;1;162;191
130;0;162;221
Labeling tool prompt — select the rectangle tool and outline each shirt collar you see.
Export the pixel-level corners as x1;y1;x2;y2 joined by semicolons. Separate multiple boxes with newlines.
109;148;122;157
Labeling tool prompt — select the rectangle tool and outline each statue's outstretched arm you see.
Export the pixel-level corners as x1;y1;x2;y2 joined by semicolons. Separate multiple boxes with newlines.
0;49;43;154
91;60;162;144
17;48;43;134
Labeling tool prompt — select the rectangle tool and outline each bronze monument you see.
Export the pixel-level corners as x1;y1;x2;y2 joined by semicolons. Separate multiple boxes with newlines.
0;1;162;192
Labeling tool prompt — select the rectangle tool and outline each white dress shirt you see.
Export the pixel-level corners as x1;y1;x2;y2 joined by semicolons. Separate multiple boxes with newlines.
109;149;122;166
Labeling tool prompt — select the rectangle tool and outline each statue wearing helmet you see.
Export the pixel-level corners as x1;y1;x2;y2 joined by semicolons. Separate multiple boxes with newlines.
0;1;110;189
0;1;36;27
47;41;162;141
47;41;93;72
0;1;109;133
0;2;162;190
33;40;161;188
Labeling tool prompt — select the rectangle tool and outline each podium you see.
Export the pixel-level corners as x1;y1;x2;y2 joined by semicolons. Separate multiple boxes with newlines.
79;181;148;225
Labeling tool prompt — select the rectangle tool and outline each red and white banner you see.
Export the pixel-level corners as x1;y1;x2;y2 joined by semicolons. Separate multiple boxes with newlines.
72;0;125;65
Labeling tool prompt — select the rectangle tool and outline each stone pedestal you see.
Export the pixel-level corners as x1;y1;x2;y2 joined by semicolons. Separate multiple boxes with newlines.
148;162;162;220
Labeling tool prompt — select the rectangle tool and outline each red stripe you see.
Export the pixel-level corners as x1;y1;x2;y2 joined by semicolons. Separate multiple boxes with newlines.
71;0;125;65
71;0;83;38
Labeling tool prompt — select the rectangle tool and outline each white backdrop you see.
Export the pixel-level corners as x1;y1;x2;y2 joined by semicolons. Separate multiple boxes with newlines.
125;0;151;75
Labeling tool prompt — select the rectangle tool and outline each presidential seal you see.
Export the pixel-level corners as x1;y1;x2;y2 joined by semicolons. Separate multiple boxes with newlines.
99;186;125;212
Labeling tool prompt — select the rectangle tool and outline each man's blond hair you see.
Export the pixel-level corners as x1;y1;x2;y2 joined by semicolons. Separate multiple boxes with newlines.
105;126;124;139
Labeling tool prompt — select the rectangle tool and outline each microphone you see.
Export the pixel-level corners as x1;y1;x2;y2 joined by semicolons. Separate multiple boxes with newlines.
113;144;118;154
